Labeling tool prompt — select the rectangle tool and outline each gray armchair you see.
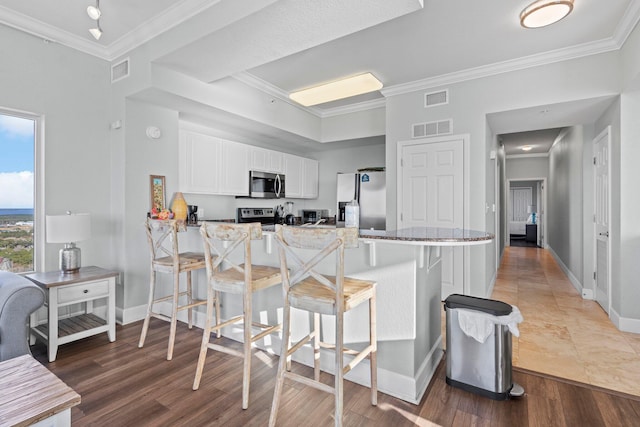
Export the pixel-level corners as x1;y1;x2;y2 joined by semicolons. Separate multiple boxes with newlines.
0;271;45;361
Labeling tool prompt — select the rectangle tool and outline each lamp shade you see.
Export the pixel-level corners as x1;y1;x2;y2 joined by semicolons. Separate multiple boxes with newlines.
46;213;91;243
527;205;536;214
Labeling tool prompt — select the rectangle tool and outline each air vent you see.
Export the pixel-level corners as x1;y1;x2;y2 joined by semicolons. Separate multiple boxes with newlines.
411;119;453;138
111;58;130;83
424;89;448;107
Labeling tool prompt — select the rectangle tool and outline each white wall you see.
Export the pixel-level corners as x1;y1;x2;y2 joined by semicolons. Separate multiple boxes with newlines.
506;156;549;181
385;51;619;298
547;127;585;284
0;25;113;274
618;88;640;322
617;17;640;325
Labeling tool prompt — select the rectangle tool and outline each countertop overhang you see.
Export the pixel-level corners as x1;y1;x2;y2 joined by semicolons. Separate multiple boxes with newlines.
358;227;494;247
190;222;494;247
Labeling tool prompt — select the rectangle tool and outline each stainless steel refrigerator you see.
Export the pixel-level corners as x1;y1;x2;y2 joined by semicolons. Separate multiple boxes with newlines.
336;170;386;230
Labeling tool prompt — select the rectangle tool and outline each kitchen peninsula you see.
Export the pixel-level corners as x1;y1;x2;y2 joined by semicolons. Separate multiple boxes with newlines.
177;224;493;404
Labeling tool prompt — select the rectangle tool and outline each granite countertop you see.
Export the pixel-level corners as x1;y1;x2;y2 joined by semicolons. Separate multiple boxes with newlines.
262;224;493;246
187;221;492;246
358;227;494;246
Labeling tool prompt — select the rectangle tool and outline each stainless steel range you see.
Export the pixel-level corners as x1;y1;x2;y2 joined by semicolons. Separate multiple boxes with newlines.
236;207;276;225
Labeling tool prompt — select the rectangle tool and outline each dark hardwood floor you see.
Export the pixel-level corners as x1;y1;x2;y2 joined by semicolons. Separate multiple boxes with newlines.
31;319;640;426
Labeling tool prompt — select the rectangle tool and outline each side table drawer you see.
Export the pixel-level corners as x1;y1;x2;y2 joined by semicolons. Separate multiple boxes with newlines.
57;279;110;304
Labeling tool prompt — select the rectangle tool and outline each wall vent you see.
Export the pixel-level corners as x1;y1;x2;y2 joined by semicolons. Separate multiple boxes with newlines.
424;89;448;107
111;58;130;83
411;119;453;138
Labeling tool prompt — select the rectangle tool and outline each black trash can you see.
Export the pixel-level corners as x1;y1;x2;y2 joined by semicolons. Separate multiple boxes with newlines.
444;294;523;400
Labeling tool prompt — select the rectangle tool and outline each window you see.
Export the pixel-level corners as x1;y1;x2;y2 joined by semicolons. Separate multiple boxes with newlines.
0;111;39;273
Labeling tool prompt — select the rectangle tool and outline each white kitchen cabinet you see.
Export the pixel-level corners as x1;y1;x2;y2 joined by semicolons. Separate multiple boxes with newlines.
219;140;249;195
284;154;318;199
283;153;303;198
179;130;249;196
250;147;284;173
302;158;319;198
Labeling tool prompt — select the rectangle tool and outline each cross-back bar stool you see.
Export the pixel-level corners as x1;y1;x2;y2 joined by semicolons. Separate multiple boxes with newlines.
138;218;208;360
193;222;282;410
269;225;377;427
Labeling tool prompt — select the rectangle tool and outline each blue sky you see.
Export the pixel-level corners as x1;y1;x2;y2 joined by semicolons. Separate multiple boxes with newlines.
0;114;34;208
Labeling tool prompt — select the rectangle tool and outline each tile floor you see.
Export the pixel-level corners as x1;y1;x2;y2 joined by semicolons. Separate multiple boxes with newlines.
490;246;640;396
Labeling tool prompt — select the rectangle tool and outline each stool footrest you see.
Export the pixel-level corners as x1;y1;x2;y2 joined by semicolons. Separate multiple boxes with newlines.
207;342;244;358
284;371;335;395
344;345;375;375
251;324;281;343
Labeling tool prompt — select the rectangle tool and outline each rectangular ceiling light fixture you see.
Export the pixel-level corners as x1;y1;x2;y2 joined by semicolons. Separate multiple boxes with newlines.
289;72;383;107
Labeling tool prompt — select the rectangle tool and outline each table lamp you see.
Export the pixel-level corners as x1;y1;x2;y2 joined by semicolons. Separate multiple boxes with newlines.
46;212;91;273
527;205;537;224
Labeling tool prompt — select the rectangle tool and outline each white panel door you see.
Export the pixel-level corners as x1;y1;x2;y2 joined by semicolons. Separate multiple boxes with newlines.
401;137;464;299
594;127;611;314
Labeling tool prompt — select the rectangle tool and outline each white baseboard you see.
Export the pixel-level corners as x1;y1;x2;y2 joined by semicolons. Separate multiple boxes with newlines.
611;307;640;334
118;304;148;325
130;301;443;404
581;288;594;300
546;246;584;296
485;270;497;299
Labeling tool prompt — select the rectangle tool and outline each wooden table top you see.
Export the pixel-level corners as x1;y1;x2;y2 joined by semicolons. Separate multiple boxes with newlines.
0;354;80;426
24;265;118;288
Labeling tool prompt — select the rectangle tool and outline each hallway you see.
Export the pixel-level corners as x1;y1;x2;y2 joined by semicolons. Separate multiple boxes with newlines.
491;246;640;396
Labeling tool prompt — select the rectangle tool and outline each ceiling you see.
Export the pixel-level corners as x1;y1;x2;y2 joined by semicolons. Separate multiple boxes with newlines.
1;0;638;151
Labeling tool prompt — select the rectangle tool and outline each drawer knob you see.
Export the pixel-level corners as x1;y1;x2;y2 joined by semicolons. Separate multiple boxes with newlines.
83;289;89;293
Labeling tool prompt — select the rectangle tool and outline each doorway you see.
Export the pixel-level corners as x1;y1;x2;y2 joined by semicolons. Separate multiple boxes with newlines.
506;178;545;248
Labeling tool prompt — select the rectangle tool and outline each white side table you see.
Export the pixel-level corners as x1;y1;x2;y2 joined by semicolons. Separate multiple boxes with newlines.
26;266;118;362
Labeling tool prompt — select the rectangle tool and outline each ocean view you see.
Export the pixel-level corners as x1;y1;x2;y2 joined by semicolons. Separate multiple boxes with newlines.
0;208;33;216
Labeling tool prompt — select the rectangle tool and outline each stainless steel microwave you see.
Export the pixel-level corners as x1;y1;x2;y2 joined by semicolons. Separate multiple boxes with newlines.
249;171;285;198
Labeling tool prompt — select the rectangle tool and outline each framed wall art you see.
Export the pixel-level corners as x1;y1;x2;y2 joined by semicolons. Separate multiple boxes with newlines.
150;175;166;212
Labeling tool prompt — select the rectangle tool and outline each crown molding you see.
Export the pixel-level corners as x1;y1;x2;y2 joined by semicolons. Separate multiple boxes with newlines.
318;98;386;117
382;37;621;98
0;5;109;58
105;0;222;61
0;0;221;62
613;0;640;46
232;71;314;112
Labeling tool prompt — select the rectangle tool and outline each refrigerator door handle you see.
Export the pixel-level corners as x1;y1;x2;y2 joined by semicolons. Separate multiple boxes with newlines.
354;173;360;202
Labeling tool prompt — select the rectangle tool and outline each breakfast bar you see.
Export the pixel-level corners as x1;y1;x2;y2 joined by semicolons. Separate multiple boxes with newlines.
179;224;493;404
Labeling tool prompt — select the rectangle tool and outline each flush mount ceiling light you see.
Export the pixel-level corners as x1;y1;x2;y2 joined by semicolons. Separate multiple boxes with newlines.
520;0;574;29
289;72;383;107
521;145;534;151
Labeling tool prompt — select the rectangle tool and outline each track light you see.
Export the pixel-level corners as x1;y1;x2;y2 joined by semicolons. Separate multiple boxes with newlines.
89;21;102;40
87;0;101;20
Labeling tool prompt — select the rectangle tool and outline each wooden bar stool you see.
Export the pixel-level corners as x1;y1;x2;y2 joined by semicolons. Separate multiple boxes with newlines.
193;222;282;410
269;225;377;427
138;218;208;360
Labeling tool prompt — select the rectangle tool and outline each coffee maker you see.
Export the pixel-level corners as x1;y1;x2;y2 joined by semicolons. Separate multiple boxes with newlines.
188;205;198;224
